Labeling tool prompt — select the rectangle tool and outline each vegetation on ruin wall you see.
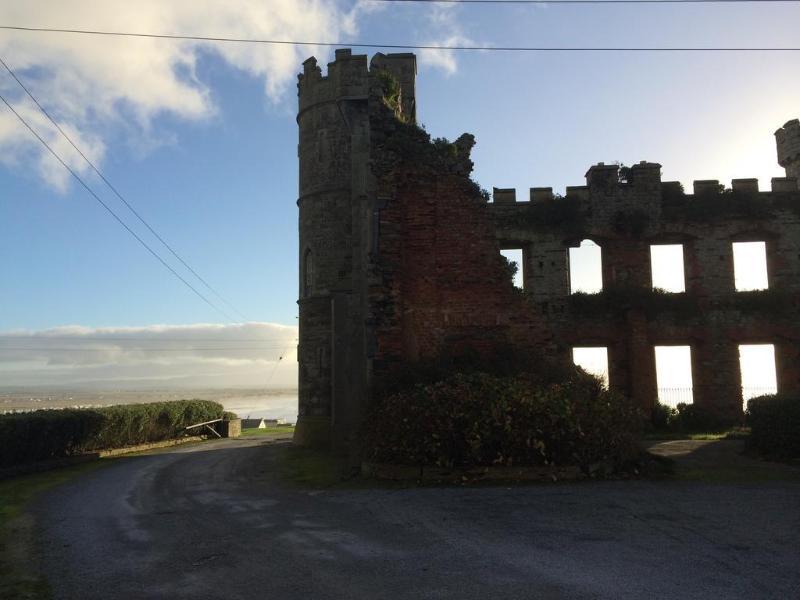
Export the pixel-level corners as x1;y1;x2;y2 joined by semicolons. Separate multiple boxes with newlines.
375;69;403;119
662;185;800;221
364;367;642;473
566;287;797;320
567;287;700;320
375;74;490;202
0;400;225;468
746;394;800;460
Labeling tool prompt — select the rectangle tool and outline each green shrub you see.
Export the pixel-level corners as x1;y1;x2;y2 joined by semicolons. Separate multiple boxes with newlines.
0;400;224;468
746;394;800;460
650;402;677;431
649;401;729;433
364;371;642;473
673;402;727;432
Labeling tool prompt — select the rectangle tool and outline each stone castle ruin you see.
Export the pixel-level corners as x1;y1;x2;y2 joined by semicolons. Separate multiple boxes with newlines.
295;49;800;450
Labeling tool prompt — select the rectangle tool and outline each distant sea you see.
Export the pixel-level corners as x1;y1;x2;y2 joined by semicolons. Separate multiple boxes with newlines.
0;388;299;424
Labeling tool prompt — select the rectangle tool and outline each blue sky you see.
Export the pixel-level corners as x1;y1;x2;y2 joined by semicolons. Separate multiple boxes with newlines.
0;0;797;387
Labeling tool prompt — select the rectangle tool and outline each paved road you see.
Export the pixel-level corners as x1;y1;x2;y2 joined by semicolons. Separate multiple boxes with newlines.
36;438;800;599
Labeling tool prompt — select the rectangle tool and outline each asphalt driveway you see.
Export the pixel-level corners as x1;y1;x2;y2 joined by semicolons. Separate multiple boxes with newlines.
35;438;800;599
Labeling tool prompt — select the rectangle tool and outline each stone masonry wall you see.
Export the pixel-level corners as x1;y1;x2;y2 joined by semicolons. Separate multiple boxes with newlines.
297;49;800;451
776;119;800;180
488;165;800;420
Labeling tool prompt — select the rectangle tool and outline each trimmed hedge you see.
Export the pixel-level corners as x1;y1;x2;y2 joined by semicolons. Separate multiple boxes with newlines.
0;400;224;468
364;372;642;473
746;394;800;460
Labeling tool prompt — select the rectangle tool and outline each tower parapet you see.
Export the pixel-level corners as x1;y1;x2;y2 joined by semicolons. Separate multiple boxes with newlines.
776;118;800;179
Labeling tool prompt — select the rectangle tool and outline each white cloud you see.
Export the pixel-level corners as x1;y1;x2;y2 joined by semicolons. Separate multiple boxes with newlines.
0;0;362;189
415;6;475;76
418;35;475;77
0;1;475;190
0;322;298;388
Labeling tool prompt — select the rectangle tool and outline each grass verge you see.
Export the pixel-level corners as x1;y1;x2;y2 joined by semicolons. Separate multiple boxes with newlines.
0;461;107;600
642;428;750;442
240;426;295;438
275;444;347;488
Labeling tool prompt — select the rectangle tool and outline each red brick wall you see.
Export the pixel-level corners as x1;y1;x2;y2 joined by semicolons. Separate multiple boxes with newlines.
370;166;550;375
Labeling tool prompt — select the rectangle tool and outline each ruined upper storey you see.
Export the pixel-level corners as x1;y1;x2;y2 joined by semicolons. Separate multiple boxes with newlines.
297;49;416;121
776;119;800;179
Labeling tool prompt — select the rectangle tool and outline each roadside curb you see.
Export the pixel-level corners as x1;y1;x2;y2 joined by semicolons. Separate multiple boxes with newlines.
0;435;206;480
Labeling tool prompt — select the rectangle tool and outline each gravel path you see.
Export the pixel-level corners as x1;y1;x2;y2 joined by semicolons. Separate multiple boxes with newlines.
35;438;800;599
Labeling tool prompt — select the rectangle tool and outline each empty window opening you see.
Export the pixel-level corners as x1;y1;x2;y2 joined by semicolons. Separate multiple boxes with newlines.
739;344;777;404
650;244;685;293
732;241;768;291
655;345;694;407
500;248;524;289
569;240;602;294
572;347;609;386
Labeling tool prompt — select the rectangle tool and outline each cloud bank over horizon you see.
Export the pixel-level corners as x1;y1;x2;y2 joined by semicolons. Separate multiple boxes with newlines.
0;322;298;389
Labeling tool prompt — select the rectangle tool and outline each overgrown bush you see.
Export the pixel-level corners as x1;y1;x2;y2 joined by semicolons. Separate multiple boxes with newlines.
364;371;642;473
650;402;677;431
746;394;800;460
649;401;728;433
0;400;224;468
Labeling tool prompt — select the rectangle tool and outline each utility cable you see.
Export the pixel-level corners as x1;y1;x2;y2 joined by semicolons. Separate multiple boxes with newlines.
0;335;293;343
372;0;799;4
0;25;798;51
0;91;235;322
0;347;295;352
0;55;249;323
265;341;297;386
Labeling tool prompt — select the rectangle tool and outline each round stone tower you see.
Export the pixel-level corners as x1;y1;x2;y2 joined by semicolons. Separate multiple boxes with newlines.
294;49;417;451
776;118;800;180
295;49;370;447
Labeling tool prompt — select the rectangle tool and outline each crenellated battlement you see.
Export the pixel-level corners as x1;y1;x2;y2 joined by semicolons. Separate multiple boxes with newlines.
297;49;416;120
491;163;799;205
776;118;800;179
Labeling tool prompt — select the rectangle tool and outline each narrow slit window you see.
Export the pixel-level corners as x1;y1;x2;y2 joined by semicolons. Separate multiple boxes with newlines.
732;241;768;291
569;240;602;294
655;345;694;407
650;244;685;293
572;347;609;386
739;344;777;405
500;248;524;289
303;249;314;296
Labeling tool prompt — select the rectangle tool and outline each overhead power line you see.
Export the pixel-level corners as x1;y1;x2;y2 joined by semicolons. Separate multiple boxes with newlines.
0;90;235;322
372;0;798;3
0;56;249;323
0;347;292;352
0;336;297;343
0;25;798;51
